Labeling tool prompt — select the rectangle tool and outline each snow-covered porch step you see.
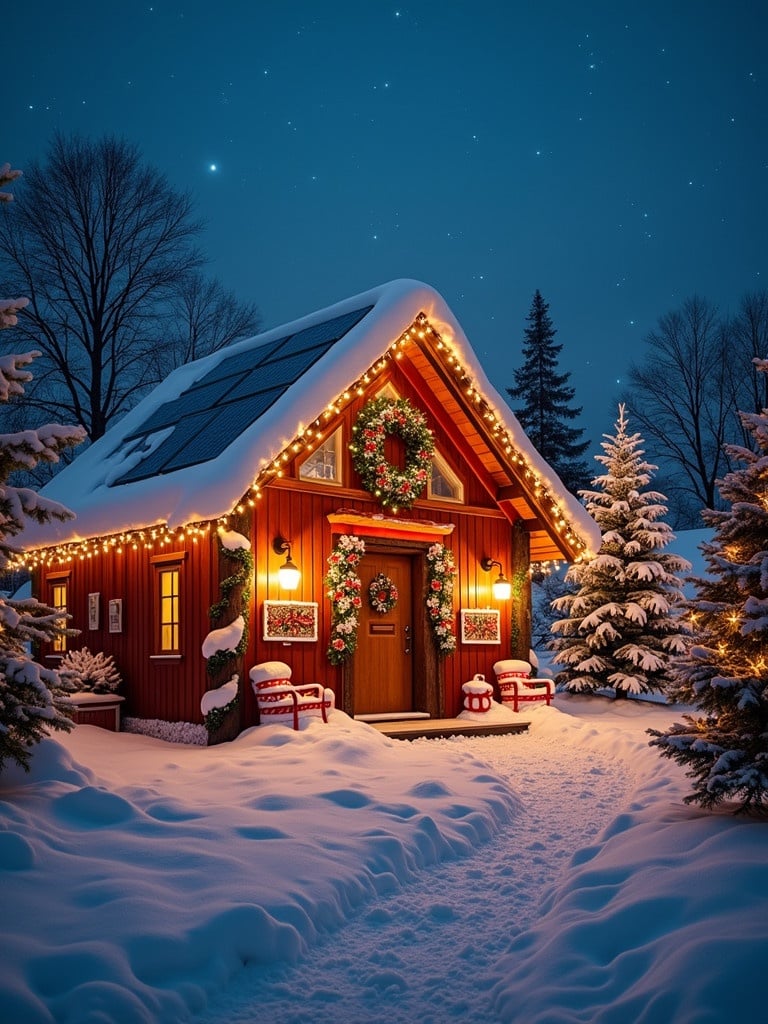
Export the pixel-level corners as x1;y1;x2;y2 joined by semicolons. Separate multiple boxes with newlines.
369;717;530;740
354;711;431;722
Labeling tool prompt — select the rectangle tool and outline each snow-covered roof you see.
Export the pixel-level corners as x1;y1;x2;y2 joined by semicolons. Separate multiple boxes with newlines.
19;279;600;557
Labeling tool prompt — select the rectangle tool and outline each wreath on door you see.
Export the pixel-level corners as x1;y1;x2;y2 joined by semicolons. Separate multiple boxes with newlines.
350;396;434;510
368;573;399;614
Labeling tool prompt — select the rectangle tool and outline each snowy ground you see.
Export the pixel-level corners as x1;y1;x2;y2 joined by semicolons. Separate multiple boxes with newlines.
1;695;766;1024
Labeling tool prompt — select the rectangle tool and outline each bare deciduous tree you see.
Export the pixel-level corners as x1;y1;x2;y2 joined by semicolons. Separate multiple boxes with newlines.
163;272;260;370
727;291;768;445
0;134;259;443
624;296;737;527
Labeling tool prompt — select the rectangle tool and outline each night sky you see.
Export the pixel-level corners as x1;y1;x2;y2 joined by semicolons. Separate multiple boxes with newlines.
7;1;767;447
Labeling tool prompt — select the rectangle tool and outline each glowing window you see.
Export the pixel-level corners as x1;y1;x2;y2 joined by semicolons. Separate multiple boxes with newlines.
300;428;342;483
158;568;180;652
51;581;68;653
428;451;464;503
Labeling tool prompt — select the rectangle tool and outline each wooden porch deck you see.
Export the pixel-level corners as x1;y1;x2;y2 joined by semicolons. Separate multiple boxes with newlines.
367;717;530;740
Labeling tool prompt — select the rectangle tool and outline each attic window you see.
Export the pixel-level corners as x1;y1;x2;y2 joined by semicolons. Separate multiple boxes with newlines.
376;382;400;402
428;451;464;503
299;427;342;484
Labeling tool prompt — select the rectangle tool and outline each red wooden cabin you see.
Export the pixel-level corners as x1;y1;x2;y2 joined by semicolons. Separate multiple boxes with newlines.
20;280;599;735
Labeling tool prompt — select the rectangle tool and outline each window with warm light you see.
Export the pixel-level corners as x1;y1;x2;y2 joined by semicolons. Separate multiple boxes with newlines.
299;427;342;483
428;451;464;503
151;551;186;656
158;568;180;652
51;580;68;653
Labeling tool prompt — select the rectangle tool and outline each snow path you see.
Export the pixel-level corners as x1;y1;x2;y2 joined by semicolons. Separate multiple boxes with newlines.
197;730;638;1024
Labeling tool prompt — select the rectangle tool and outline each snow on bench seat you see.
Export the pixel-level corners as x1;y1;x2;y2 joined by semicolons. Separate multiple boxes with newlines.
493;659;554;712
250;661;333;731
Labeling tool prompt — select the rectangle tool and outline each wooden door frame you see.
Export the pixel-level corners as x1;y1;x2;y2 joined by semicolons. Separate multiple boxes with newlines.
341;537;442;719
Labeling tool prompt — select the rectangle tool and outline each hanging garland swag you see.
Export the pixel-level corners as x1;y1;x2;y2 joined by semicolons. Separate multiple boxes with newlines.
368;573;399;614
351;396;434;510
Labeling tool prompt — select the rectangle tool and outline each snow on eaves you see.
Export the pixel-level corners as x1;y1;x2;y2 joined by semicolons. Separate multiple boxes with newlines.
17;279;600;557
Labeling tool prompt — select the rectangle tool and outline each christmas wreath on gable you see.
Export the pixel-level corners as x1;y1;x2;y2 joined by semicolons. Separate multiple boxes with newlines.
350;396;434;510
368;573;398;614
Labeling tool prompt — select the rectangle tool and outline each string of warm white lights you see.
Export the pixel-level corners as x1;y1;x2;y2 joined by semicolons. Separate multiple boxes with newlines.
231;314;589;560
16;523;212;571
19;312;589;570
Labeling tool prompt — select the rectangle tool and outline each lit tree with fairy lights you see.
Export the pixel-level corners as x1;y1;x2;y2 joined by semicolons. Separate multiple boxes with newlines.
649;360;768;811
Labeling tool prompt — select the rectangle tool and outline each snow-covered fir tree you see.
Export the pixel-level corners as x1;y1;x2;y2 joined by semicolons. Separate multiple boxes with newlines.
551;404;690;696
507;290;590;495
0;161;86;772
649;361;768;811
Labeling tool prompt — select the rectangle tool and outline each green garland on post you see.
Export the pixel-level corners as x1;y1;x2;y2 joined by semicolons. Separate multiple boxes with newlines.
206;537;254;677
204;694;240;734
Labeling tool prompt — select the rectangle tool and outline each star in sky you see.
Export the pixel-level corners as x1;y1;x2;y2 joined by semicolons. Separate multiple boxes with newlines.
5;1;767;448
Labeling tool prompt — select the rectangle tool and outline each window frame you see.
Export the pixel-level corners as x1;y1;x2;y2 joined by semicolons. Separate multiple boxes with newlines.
47;571;70;654
427;450;465;504
150;551;187;658
298;426;343;485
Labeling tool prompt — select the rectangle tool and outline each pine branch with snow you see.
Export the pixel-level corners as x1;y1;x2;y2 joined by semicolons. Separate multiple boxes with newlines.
650;362;768;811
0;161;85;772
551;404;690;697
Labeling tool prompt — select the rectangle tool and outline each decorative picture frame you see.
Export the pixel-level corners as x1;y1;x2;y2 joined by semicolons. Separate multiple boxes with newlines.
108;598;123;634
460;608;501;645
263;600;318;642
88;592;100;630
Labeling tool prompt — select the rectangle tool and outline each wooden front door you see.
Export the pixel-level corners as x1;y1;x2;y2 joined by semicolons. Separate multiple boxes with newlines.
354;551;414;715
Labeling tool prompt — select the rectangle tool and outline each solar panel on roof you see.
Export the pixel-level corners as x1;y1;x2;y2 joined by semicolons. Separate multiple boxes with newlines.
191;334;293;388
268;306;372;362
160;387;284;472
225;339;337;402
123;374;248;441
109;302;374;486
114;407;219;485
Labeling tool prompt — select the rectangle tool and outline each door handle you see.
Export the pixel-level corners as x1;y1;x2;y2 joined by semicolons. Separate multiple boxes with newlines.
404;624;411;655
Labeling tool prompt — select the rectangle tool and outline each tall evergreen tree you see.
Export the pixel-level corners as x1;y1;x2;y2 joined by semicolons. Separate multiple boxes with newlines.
0;162;85;773
551;405;690;696
649;361;768;811
508;290;590;494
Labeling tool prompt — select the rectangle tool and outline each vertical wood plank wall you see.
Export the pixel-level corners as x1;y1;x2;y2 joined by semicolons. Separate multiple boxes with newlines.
41;533;218;724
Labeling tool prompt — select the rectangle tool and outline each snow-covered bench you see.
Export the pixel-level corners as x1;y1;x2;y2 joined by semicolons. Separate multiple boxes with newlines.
249;661;333;731
493;659;554;712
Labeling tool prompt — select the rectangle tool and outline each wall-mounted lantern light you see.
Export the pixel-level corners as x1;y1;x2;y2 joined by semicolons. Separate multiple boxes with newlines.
481;556;512;601
273;536;301;590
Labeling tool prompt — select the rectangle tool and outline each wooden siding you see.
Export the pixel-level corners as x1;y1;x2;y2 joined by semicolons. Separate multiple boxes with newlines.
40;533;218;724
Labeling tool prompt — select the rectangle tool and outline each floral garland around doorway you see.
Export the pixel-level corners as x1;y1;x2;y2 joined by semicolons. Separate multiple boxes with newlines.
325;534;365;664
350;396;434;511
426;542;457;655
368;572;399;614
325;536;457;664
